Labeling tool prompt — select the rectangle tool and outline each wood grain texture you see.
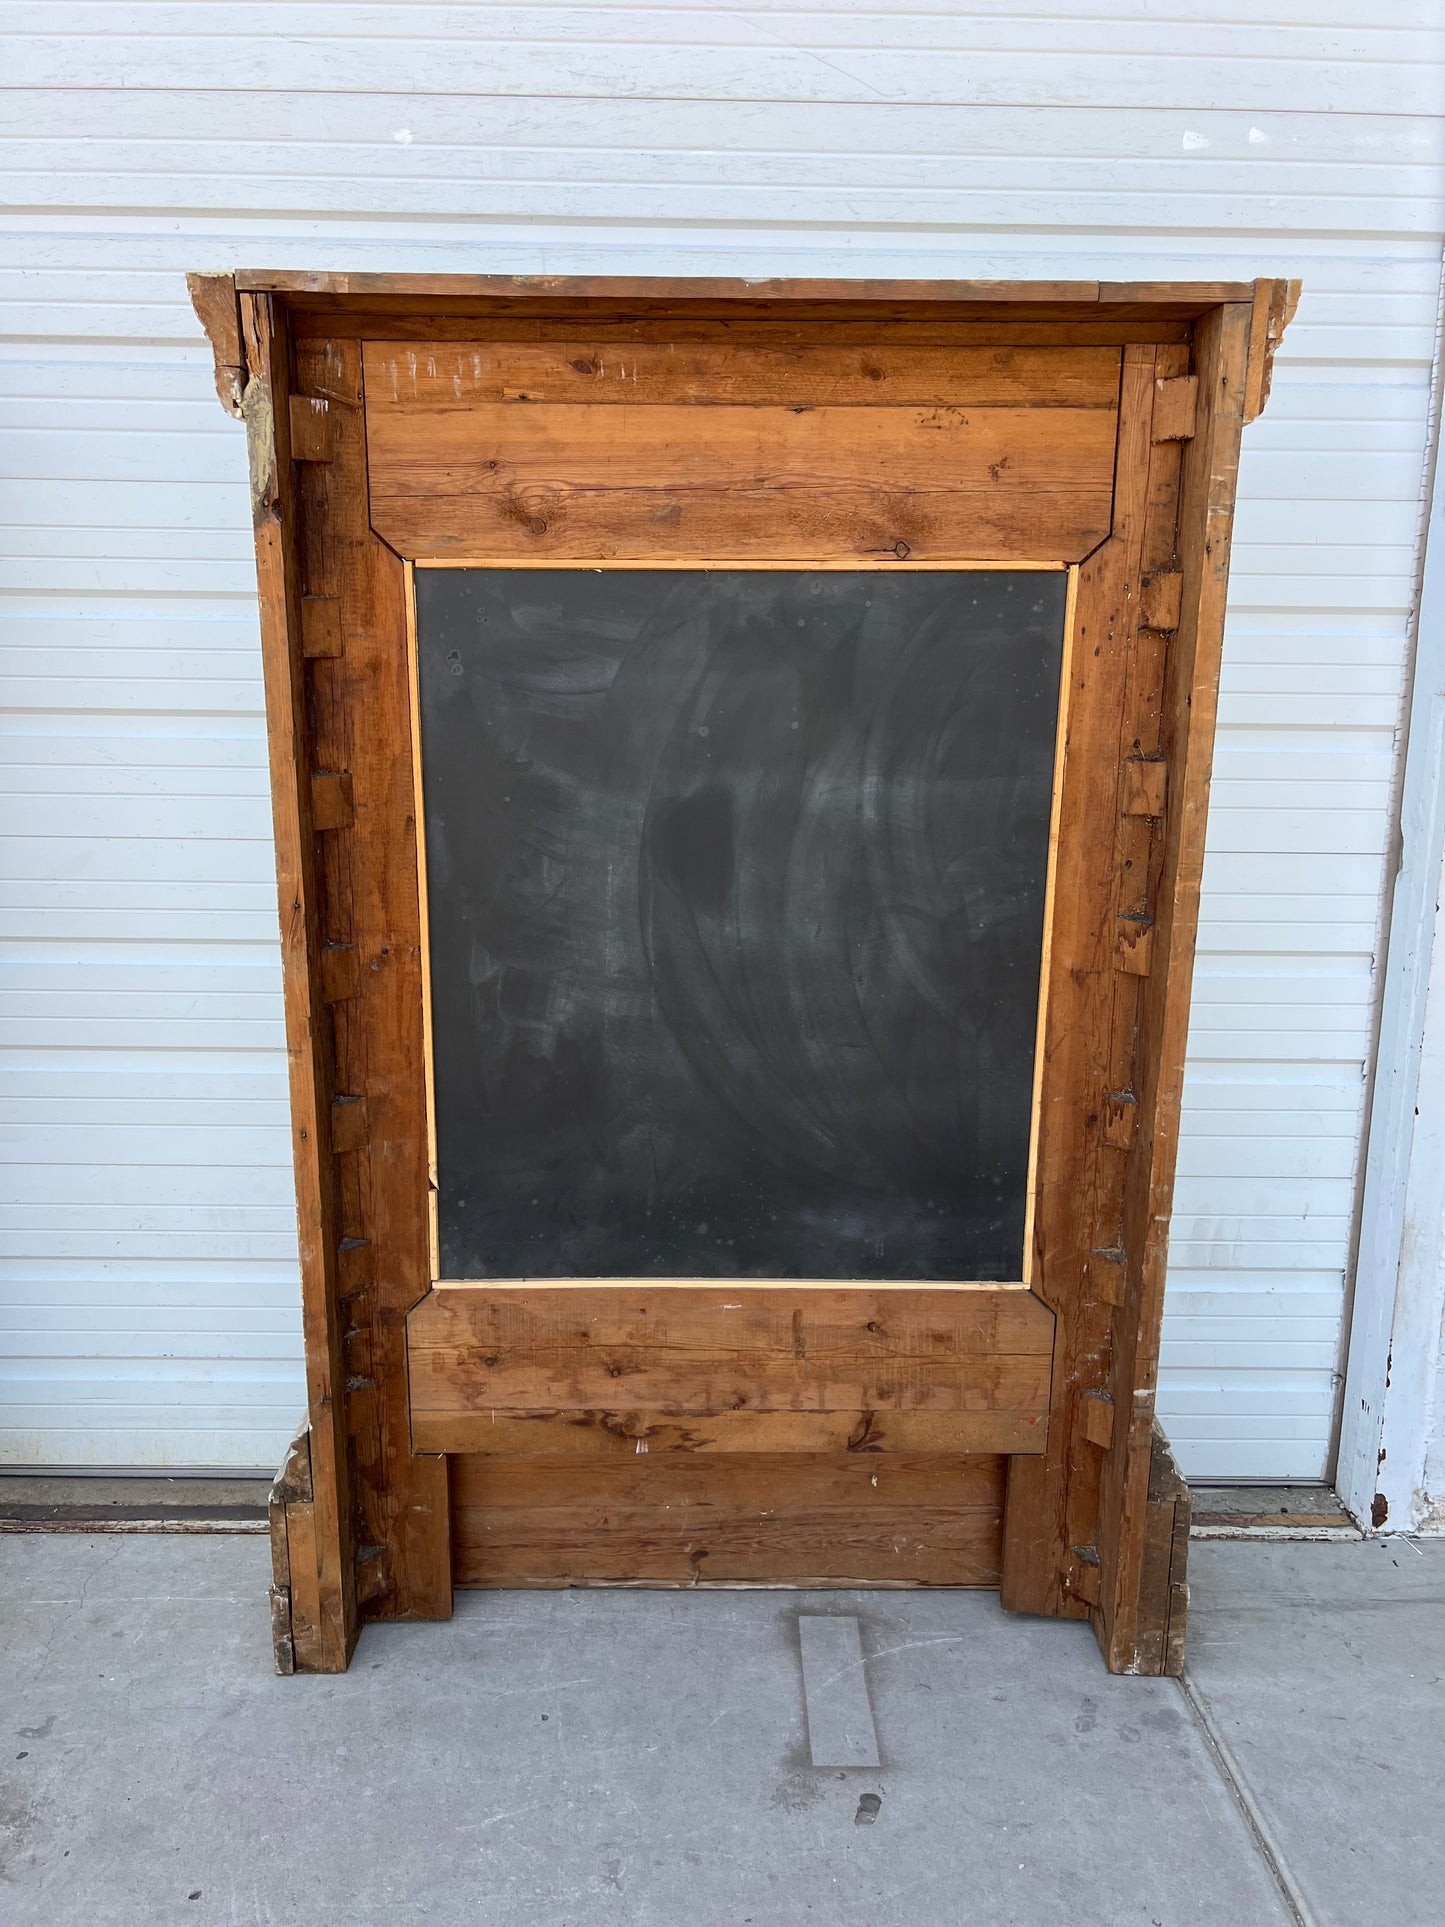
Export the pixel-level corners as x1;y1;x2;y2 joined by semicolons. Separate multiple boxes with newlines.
1094;305;1252;1674
238;270;1256;313
240;291;356;1673
408;1283;1054;1418
293;331;453;1628
1000;344;1164;1626
412;1407;1048;1457
450;1450;1005;1588
1133;1422;1191;1677
367;386;1117;564
186;271;245;417
368;340;1121;408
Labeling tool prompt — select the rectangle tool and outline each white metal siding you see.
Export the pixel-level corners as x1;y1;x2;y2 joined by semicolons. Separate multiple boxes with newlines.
1;2;1441;1475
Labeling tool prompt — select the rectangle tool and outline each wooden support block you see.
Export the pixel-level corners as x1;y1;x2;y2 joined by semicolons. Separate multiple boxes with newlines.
1140;572;1183;632
310;770;354;832
1115;918;1154;977
1151;376;1198;442
1103;1090;1138;1150
1121;758;1168;818
319;943;360;1003
1080;1391;1116;1450
289;394;336;462
336;1235;374;1299
1065;1546;1102;1606
300;595;343;659
330;1094;369;1154
1088;1247;1128;1309
355;1546;390;1606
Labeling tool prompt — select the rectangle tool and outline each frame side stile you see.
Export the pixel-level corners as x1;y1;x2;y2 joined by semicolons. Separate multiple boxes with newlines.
295;332;454;1625
1000;343;1159;1622
1095;302;1254;1672
239;290;358;1672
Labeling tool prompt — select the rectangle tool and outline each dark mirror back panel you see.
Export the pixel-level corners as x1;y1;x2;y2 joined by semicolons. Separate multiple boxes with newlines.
414;568;1067;1281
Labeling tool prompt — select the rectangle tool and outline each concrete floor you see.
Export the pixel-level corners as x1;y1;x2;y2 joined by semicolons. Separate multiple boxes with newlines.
1;1535;1439;1926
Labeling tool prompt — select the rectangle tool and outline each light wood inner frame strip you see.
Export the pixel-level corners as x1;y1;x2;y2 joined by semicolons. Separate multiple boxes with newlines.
405;560;1075;1299
406;1282;1055;1441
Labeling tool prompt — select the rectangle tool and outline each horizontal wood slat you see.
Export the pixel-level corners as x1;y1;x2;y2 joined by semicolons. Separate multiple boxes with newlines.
365;353;1118;563
449;1450;1006;1588
409;1282;1053;1420
413;1405;1047;1457
368;341;1121;409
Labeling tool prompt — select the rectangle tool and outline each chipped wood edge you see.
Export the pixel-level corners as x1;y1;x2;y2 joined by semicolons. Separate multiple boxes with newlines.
186;271;246;418
1244;277;1302;424
230;270;1257;312
267;1421;316;1675
1131;1420;1191;1676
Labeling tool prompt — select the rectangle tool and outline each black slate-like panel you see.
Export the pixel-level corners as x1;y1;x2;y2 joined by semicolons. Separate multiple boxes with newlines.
415;569;1066;1281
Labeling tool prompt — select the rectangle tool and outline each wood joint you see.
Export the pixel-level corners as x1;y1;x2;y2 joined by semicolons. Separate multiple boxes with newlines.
289;395;337;462
300;596;343;659
1080;1391;1116;1450
330;1094;370;1154
1140;572;1183;633
319;943;360;1003
1103;1089;1138;1150
1121;758;1167;818
1151;376;1198;442
310;770;354;832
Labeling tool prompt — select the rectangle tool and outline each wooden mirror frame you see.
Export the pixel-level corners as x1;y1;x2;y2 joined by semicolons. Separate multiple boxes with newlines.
190;272;1296;1675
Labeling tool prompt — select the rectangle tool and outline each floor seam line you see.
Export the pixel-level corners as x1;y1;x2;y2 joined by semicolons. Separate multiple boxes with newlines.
1175;1669;1318;1927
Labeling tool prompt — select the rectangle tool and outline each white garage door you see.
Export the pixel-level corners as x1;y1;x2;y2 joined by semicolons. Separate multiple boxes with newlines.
1;2;1439;1477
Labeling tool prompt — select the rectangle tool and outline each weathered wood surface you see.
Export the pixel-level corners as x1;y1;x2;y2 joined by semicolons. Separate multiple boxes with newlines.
450;1450;1005;1588
412;1407;1048;1457
408;1283;1055;1419
1094;303;1253;1674
368;340;1121;408
240;291;357;1674
236;270;1259;314
186;272;246;417
266;1420;318;1676
1132;1422;1191;1676
175;276;1298;1671
367;381;1117;563
1000;344;1166;1629
293;331;453;1629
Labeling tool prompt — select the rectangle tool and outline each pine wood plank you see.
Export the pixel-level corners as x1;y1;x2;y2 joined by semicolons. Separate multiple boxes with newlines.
407;1283;1054;1421
239;291;357;1674
411;1406;1048;1457
1094;304;1253;1674
999;344;1162;1625
366;395;1116;565
366;340;1121;409
236;270;1254;313
450;1451;1005;1588
293;333;453;1627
